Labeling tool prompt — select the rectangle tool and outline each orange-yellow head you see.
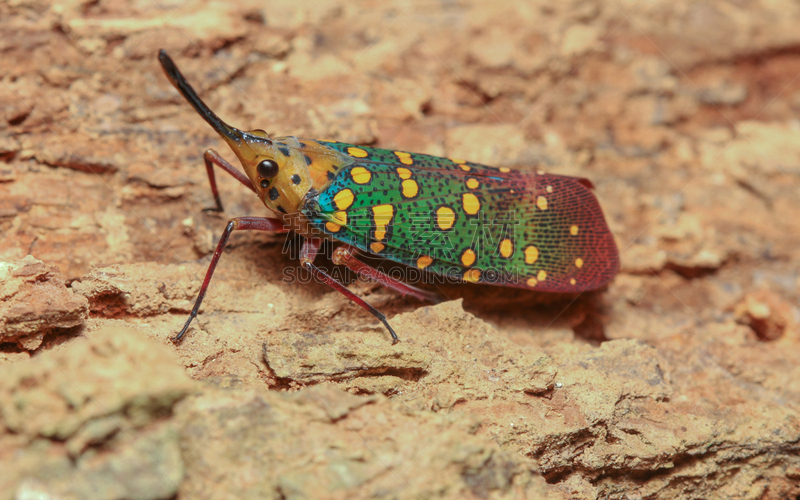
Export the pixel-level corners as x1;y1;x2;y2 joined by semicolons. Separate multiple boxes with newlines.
158;50;312;213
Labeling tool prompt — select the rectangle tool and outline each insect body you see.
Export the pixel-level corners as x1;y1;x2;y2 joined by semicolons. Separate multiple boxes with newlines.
158;50;619;344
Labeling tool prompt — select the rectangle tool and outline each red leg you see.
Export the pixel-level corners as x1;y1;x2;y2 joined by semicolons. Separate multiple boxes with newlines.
175;216;288;343
300;239;400;344
332;245;440;303
202;149;256;212
300;237;323;266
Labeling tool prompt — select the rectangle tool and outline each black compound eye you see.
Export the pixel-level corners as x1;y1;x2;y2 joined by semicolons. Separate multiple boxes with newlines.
257;159;279;179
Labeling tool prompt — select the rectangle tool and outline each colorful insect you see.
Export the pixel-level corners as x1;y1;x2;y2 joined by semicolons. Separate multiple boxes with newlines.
158;50;619;344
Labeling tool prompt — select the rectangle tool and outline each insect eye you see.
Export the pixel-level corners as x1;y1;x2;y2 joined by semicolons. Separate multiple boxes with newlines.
257;159;279;179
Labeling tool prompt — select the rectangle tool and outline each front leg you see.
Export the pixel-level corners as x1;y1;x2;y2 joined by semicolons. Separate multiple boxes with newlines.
175;216;288;343
300;238;400;344
201;149;257;212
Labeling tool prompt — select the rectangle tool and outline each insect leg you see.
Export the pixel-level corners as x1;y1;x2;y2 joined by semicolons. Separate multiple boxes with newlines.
300;239;400;344
202;149;256;212
331;245;440;303
175;216;288;343
299;236;323;265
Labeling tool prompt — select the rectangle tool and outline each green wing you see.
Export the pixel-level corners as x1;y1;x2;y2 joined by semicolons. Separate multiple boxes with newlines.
301;142;619;291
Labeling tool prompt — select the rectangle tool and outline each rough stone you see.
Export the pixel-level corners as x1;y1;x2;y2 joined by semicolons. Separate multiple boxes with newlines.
0;255;88;349
177;384;550;500
0;327;195;500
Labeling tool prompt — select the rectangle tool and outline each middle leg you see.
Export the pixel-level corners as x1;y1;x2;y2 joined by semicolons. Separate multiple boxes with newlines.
331;245;440;303
300;238;400;344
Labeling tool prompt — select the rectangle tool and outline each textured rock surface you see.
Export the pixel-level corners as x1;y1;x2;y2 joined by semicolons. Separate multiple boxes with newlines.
2;0;800;498
0;327;194;500
178;384;550;499
0;255;88;349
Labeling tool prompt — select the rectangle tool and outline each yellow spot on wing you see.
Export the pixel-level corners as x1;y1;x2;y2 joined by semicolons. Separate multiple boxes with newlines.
372;204;394;240
575;258;584;268
499;167;511;173
499;239;513;258
526;277;538;287
570;278;577;285
524;245;539;264
326;222;341;232
450;158;465;164
462;193;480;215
546;185;553;193
402;179;419;198
537;196;548;211
333;189;354;210
394;151;413;165
466;178;479;189
370;242;385;253
331;211;347;225
351;166;372;184
459;164;471;172
463;268;480;283
397;167;412;180
461;249;476;266
537;270;547;281
436;206;455;230
417;255;433;269
347;147;368;158
570;225;579;236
